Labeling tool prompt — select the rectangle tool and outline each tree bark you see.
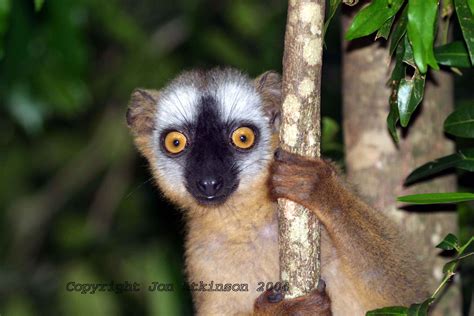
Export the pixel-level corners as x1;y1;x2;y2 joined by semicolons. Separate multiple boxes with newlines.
341;11;461;316
278;0;325;298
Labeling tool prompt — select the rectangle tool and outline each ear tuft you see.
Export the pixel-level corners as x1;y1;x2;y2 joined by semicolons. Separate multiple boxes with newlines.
127;89;160;136
254;71;282;131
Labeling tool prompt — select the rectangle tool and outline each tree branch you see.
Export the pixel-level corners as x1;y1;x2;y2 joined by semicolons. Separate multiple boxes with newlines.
278;0;325;298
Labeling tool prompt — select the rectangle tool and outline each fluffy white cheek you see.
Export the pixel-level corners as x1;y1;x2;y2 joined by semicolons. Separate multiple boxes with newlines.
237;143;273;188
155;156;191;200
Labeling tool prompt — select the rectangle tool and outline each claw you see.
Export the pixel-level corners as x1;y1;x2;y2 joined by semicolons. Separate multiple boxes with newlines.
274;148;295;161
317;279;326;293
274;148;283;160
267;289;284;303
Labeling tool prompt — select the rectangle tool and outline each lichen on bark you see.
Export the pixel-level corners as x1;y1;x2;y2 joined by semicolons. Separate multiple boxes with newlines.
278;0;325;299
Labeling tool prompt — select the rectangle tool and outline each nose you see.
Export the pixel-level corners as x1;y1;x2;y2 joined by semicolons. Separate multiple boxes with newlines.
197;177;224;197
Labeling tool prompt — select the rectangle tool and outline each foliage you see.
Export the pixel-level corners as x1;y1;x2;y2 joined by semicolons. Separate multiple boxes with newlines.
444;104;474;137
367;234;474;316
335;0;474;140
393;99;474;204
338;0;474;313
345;0;405;41
404;148;474;185
397;192;474;204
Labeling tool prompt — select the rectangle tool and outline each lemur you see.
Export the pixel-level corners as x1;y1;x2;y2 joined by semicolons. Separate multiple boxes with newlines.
127;68;428;315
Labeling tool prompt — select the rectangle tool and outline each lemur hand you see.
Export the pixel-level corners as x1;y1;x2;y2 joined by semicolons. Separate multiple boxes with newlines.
253;279;331;316
269;149;337;211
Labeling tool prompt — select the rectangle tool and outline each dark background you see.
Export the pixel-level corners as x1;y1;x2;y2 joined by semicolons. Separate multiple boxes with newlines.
0;0;472;315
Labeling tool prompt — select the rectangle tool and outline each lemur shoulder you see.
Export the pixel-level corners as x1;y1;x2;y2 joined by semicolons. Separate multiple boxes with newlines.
127;68;428;315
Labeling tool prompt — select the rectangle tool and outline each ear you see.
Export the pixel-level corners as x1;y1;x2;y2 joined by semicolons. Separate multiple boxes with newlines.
254;71;282;132
127;88;159;135
127;88;160;157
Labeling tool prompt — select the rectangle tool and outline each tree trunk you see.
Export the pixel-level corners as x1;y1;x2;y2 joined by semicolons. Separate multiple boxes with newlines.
341;11;461;316
278;0;325;299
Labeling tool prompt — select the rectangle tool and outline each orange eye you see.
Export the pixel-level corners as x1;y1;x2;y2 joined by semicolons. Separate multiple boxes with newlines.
231;127;256;150
163;131;187;154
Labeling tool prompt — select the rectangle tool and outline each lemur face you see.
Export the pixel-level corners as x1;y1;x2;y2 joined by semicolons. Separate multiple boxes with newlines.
149;69;276;206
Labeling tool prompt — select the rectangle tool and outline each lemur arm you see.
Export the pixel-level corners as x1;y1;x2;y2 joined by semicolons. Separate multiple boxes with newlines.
254;149;428;314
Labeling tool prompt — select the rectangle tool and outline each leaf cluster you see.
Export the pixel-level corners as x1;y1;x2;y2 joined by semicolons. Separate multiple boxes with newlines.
331;0;474;219
396;103;474;204
327;0;474;142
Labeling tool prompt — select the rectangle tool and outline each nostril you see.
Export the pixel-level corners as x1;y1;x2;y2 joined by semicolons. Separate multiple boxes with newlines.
214;177;223;191
197;177;224;196
197;180;208;194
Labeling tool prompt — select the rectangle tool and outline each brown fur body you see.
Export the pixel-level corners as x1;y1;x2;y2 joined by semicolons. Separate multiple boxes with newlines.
127;70;428;315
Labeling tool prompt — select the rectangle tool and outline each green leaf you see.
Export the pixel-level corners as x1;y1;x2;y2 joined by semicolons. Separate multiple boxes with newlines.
404;148;474;184
401;35;416;67
434;41;472;67
436;233;460;251
387;39;408;143
459;236;474;254
407;0;439;73
443;260;458;273
458;148;474;171
454;0;474;64
469;0;474;13
444;104;474;138
390;6;408;56
405;153;461;184
366;306;408;316
397;70;426;127
387;101;401;143
345;0;405;40
407;298;434;316
392;38;408;82
34;0;44;11
397;192;474;204
376;15;396;40
324;0;342;35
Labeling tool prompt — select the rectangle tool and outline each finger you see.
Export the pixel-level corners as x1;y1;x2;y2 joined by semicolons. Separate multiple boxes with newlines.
317;279;326;293
266;289;285;303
